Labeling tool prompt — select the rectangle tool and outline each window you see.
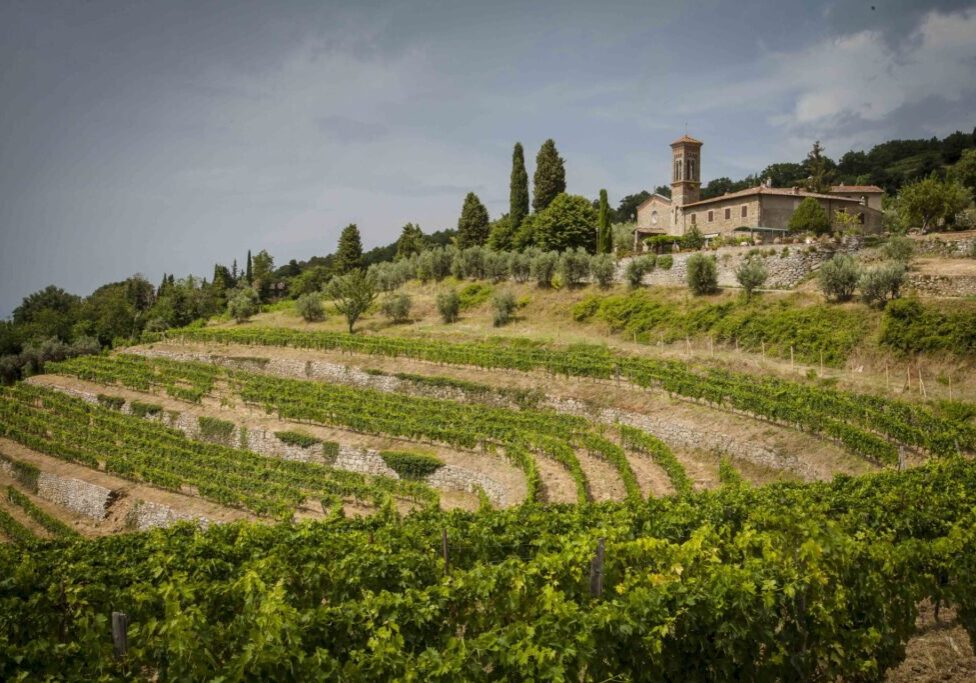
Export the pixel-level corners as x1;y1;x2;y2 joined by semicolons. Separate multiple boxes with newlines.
688;159;696;181
707;210;713;222
724;208;731;220
741;205;748;218
858;212;865;225
650;210;658;225
691;213;697;224
674;160;681;182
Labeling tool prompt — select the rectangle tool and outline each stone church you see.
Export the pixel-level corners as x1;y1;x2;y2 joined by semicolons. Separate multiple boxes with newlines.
634;135;884;247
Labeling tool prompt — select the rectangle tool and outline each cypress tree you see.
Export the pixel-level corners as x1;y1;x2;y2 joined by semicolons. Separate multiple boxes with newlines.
510;142;529;230
532;139;566;213
457;192;490;248
597;189;611;254
231;258;238;281
335;224;364;274
245;250;253;284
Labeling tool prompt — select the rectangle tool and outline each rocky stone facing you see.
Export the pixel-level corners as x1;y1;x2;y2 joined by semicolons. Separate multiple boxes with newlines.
36;472;115;520
128;500;209;531
907;273;976;298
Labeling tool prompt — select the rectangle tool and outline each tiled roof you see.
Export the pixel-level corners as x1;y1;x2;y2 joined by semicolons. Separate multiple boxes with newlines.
830;185;884;193
636;193;672;209
681;186;863;208
671;134;703;146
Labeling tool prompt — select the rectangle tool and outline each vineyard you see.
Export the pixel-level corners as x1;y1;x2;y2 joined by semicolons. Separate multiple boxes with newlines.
1;322;975;680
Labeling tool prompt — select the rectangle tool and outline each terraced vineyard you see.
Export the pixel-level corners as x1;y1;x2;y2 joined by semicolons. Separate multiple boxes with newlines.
3;324;976;679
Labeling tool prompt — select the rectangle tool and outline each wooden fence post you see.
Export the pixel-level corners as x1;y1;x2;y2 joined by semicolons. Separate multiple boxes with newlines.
441;528;449;572
111;611;128;658
589;537;606;597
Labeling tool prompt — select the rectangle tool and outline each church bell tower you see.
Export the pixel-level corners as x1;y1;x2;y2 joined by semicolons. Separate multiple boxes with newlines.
670;135;702;207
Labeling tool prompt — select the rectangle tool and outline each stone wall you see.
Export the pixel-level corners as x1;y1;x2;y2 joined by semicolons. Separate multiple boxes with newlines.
36;471;115;520
128;500;209;531
907;273;976;298
622;238;862;290
912;235;976;258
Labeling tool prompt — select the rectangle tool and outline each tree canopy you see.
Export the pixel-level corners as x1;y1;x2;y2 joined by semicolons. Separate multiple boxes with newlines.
532;139;566;213
457;192;490;248
533;193;598;253
509;143;529;230
334;224;365;274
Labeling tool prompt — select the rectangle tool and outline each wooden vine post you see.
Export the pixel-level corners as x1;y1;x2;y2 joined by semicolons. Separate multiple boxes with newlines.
111;611;129;658
589;537;606;597
441;528;449;573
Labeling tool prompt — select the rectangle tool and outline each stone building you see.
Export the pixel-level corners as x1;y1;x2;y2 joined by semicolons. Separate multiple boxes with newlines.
635;135;884;248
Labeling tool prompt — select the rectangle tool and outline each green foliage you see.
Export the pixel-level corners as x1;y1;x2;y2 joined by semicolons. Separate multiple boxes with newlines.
198;415;236;443
458;283;493;310
803;140;833;193
395;223;425;261
96;393;125;411
624;255;655;288
819;254;861;302
590;254;616;289
0;506;34;545
880;298;976;355
789;197;831;235
492;291;517;327
380;451;444;479
508;251;532;283
882;236;915;262
436;289;461;323
334;224;365;274
510;143;529;231
326;270;377;333
735;256;768;300
6;486;79;538
619;424;692;494
250;250;275;301
896;174;971;232
295;293;326;322
530;250;559;288
532;138;566;212
558;248;591;288
686;253;719;295
380;293;412;324
0;453;39;492
681;225;705;251
718;458;745;486
416;247;454;282
457;192;490;248
227;287;260;323
483;250;510;282
486;214;516;251
596;189;612;254
274;431;323;448
533;194;599;253
859;262;906;308
657;254;673;270
129;401;162;418
951;148;976;196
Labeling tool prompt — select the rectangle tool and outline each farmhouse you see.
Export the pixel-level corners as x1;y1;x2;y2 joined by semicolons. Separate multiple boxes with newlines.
635;135;884;247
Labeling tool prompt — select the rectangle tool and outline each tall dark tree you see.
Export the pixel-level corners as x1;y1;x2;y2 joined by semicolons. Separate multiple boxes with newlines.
803;141;834;193
615;191;652;222
532;139;566;212
597;189;612;254
334;224;364;274
395;223;425;260
245;250;253;284
509;142;529;230
457;192;490;248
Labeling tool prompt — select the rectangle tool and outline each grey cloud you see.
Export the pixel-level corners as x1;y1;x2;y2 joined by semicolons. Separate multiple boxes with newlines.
316;116;389;143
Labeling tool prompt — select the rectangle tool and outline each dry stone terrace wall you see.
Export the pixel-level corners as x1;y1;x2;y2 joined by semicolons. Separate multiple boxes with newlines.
907;273;976;298
128;500;209;532
0;457;114;520
28;377;512;507
132;347;824;481
621;238;863;290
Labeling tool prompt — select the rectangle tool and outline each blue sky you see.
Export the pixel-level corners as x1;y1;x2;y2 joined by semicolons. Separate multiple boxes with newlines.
2;0;975;316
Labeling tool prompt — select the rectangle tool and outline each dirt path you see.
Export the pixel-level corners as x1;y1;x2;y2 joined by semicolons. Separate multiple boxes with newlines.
577;450;626;502
31;374;525;509
534;456;578;504
623;452;673;498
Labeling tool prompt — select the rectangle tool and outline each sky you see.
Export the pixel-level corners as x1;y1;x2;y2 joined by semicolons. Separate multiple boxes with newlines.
2;0;975;317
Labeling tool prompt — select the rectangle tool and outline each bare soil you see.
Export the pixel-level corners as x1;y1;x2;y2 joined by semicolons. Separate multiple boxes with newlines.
887;603;976;683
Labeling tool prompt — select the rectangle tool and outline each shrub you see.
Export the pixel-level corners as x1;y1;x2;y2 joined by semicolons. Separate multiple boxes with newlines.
859;262;905;308
880;298;976;354
198;416;235;443
275;431;322;448
492;291;518;327
558;248;591;288
686;254;719;295
508;251;532;282
295;293;326;322
327;270;378;333
657;254;673;270
484;250;510;282
130;401;163;418
458;283;492;310
436;289;460;323
624;256;655;288
789;197;831;235
530;251;559;288
680;225;705;251
97;394;125;411
453;246;487;280
590;254;616;288
227;288;260;323
380;451;444;479
819;254;861;302
417;247;453;282
381;293;413;323
881;236;914;263
735;256;768;300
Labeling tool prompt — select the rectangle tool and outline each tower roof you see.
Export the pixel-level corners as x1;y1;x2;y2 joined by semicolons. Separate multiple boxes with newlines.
670;134;703;146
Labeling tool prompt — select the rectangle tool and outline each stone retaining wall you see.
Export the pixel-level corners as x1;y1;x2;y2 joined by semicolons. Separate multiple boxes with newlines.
128;500;209;531
36;470;114;520
907;273;976;298
912;235;976;258
621;238;863;290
